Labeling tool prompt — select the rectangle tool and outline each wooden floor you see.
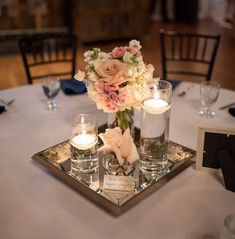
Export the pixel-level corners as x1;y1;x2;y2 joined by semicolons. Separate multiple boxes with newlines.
0;19;234;90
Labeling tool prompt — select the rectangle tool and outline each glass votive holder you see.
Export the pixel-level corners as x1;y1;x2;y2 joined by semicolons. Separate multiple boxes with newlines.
221;214;235;239
140;79;172;176
70;114;98;175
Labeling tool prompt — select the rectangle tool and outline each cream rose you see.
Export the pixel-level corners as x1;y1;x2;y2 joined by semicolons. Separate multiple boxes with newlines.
96;59;129;85
99;127;123;147
74;70;85;81
98;127;139;165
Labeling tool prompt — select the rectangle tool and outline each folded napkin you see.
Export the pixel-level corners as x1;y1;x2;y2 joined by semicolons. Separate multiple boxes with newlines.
168;80;181;90
0;105;6;114
60;79;87;95
228;107;235;117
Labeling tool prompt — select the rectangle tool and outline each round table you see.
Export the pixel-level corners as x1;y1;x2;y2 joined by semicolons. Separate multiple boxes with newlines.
0;82;235;239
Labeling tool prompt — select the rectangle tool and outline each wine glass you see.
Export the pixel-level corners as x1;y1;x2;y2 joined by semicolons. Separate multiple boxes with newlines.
199;81;220;118
42;77;60;111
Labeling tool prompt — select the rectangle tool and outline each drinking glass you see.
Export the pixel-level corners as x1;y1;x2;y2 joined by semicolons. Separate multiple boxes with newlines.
70;114;98;176
199;81;220;118
42;77;60;111
140;80;172;176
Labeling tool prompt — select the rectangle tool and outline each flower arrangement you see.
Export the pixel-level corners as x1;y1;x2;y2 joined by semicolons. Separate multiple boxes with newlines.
75;40;154;114
74;40;154;170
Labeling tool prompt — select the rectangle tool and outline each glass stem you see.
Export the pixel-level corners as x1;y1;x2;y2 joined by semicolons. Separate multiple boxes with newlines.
205;107;211;117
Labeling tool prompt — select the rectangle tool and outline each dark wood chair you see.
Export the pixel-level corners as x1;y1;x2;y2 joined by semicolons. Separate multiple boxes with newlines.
160;30;221;82
18;32;77;84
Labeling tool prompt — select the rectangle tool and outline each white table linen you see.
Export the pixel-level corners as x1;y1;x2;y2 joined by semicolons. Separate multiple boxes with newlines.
0;82;235;239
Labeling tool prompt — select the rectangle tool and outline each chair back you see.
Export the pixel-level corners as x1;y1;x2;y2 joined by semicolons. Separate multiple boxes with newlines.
160;30;221;82
18;32;77;84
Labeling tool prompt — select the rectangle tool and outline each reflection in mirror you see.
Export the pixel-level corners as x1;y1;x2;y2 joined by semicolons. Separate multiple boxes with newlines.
39;139;195;207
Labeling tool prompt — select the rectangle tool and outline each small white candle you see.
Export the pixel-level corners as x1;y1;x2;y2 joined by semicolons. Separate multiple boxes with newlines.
70;134;97;150
142;98;170;115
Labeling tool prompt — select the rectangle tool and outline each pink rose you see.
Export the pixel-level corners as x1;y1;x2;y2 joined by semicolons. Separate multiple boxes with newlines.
111;47;126;58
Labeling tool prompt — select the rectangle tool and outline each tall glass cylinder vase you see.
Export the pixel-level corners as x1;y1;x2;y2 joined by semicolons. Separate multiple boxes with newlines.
70;114;99;177
104;108;135;176
140;80;172;176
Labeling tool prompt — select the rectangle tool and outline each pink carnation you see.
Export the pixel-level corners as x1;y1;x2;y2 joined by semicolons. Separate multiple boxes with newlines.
95;81;117;93
118;93;126;104
103;84;117;93
103;97;118;112
107;91;119;101
95;88;128;112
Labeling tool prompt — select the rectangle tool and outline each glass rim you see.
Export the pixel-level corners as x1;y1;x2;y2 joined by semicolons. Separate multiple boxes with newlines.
71;113;97;125
142;79;172;91
201;80;220;87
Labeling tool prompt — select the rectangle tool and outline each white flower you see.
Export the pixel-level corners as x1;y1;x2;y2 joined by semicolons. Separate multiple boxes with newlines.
127;66;138;78
136;62;146;75
74;70;85;81
125;84;144;109
126;66;134;77
143;64;155;80
87;71;98;81
98;52;111;61
135;55;143;63
84;50;93;58
123;51;133;64
84;50;93;62
129;39;141;50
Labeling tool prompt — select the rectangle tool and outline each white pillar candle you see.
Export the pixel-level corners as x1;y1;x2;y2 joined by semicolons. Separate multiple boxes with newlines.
70;134;97;150
142;98;170;114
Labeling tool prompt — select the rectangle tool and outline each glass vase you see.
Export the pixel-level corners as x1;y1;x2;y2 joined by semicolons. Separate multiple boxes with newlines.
104;107;136;176
102;152;135;176
107;108;134;133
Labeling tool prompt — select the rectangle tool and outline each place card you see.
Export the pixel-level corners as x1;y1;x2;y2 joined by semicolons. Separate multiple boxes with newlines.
103;175;135;191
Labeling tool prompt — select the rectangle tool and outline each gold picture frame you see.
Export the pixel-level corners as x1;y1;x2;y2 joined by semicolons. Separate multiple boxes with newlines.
196;125;235;172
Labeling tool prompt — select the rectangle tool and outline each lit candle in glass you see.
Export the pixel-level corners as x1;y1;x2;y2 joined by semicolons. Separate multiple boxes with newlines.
140;80;172;175
70;133;97;150
70;114;98;175
142;98;170;115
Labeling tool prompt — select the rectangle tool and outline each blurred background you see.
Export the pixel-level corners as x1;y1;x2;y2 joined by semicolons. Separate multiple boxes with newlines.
0;0;234;90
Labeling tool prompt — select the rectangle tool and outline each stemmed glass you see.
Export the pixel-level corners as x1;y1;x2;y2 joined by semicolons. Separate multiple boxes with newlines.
199;81;220;118
42;77;60;111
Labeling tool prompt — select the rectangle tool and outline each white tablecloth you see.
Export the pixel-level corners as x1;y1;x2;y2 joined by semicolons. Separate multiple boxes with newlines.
0;82;235;239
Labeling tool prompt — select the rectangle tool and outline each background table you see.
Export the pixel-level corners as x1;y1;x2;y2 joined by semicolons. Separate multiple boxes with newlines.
0;82;235;239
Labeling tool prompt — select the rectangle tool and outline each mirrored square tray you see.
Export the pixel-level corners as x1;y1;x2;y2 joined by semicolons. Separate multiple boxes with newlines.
32;125;195;215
